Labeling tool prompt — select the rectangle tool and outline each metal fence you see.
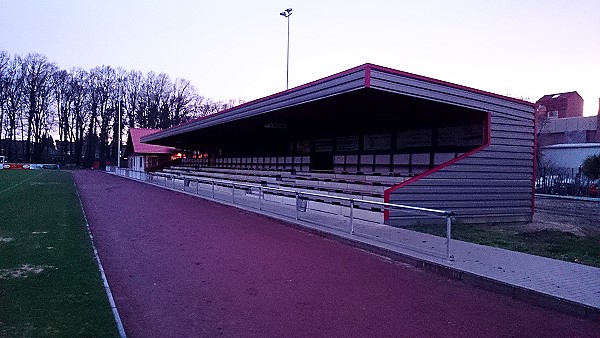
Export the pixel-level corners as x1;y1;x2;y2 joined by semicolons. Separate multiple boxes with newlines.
536;166;597;197
106;166;455;261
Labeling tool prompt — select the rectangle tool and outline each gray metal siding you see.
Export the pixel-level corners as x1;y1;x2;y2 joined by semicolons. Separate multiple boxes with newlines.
376;69;535;224
369;70;533;114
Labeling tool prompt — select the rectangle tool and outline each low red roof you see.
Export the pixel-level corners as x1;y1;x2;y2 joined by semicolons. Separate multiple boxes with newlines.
129;128;176;154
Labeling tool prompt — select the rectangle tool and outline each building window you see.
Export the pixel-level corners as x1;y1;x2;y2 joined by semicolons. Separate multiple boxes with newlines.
148;156;158;168
547;111;558;119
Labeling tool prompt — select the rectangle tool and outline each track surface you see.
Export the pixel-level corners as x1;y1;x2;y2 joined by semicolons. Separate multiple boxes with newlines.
73;171;599;337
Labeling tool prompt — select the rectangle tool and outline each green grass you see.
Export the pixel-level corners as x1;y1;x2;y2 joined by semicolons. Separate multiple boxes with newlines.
0;170;119;337
403;222;600;268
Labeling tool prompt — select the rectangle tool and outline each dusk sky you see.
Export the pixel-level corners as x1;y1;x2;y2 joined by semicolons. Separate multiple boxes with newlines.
1;0;599;115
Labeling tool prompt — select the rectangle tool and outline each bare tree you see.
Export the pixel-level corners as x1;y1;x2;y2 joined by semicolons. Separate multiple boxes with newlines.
84;68;100;166
22;53;57;162
0;51;10;150
1;50;243;165
86;65;116;168
53;69;71;161
193;96;219;118
70;68;89;166
2;55;25;161
136;71;171;129
191;96;243;120
124;70;142;128
165;78;196;126
136;72;152;128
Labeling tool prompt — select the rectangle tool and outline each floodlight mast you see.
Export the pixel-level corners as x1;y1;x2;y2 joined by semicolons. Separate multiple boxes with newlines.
117;99;121;168
280;8;292;90
117;78;122;168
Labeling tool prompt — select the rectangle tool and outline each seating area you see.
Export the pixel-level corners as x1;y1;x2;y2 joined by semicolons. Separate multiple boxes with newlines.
182;156;311;172
181;152;460;176
157;164;413;201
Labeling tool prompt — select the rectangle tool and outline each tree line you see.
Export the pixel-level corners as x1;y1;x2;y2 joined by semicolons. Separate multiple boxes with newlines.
0;51;242;166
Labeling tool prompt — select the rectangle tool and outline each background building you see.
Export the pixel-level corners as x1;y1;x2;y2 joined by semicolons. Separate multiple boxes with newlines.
538;98;600;169
125;128;176;171
535;91;584;120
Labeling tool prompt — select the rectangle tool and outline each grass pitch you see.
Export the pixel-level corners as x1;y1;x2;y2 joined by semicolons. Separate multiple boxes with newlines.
0;170;119;337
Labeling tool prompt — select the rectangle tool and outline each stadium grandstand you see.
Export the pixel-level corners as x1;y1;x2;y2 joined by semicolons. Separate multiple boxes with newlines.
141;63;535;225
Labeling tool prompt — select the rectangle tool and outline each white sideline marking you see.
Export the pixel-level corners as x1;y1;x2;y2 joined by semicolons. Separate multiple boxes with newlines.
74;182;127;338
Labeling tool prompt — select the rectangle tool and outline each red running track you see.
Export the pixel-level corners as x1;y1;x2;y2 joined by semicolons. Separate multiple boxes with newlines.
73;171;599;337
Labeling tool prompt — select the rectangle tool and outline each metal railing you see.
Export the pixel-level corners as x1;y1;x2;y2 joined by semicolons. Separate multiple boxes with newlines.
106;166;455;261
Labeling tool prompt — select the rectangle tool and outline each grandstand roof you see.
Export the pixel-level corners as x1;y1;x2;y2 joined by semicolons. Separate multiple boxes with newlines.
142;63;533;147
128;128;176;154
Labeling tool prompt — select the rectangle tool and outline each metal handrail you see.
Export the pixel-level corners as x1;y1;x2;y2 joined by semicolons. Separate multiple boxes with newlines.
111;167;454;261
149;172;451;214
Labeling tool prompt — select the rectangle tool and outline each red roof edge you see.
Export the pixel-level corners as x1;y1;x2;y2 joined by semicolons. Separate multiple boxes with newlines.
130;128;177;154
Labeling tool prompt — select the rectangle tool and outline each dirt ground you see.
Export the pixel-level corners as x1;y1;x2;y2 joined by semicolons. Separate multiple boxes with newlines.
532;196;600;236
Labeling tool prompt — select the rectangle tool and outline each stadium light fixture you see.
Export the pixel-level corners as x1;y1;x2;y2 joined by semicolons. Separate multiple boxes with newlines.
280;8;292;90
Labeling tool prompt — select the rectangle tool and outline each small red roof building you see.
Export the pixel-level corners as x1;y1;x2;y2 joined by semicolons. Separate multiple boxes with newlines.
125;128;177;171
128;128;176;154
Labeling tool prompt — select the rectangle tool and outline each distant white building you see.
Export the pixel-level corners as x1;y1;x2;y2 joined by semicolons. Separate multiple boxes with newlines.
541;143;600;169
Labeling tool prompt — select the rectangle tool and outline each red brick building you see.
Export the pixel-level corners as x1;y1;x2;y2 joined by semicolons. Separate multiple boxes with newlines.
535;91;583;119
536;97;600;169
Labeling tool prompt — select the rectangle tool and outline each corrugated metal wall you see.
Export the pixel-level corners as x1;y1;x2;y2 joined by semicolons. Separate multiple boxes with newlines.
371;69;535;224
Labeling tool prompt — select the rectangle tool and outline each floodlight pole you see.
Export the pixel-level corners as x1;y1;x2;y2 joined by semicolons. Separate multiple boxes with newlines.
117;78;122;168
280;8;292;90
117;99;121;168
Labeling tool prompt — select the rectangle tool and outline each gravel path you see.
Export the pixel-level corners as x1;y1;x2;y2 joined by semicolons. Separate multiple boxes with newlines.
73;171;599;337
